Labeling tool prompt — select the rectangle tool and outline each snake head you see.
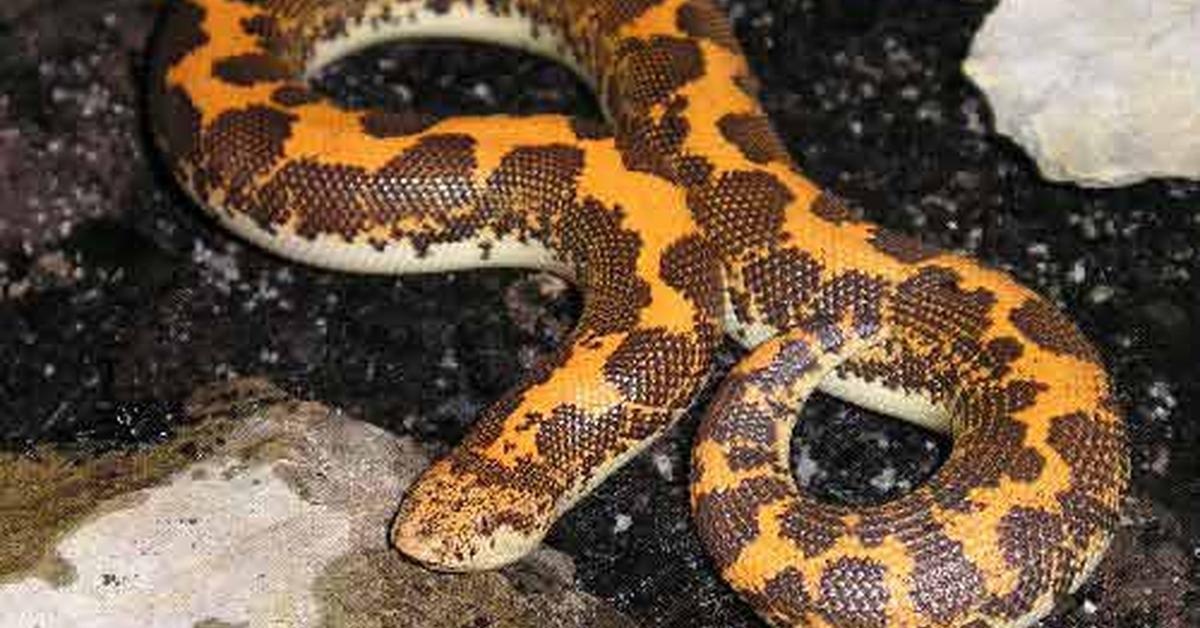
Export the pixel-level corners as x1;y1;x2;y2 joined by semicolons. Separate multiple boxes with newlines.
391;456;555;571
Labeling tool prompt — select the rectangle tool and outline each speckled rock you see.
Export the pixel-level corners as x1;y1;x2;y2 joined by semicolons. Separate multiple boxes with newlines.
0;378;633;628
964;0;1200;187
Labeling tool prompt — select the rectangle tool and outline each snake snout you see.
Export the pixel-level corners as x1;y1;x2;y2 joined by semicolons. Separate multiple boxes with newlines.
391;458;550;571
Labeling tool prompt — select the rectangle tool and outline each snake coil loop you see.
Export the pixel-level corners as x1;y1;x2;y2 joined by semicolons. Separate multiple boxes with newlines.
150;1;1128;625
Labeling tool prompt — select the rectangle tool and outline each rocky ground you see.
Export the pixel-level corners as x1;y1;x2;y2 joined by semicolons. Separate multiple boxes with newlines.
1;0;1196;626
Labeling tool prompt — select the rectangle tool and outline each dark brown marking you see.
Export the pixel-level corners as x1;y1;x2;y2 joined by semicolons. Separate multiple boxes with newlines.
699;382;776;447
810;192;858;224
533;404;629;477
479;144;585;241
980;336;1023;378
869;227;942;264
985;506;1068;619
254;134;478;241
692;476;791;571
732;72;761;99
726;445;775;471
212;53;292;86
746;338;819;390
806;270;887;340
202;105;297;208
759;568;811;624
817;557;889;627
1009;297;1101;364
659;235;725;331
560;199;651;335
676;0;741;50
778;498;845;558
154;0;209;69
240;13;288;52
905;522;987;624
617;95;697;182
477;508;536;537
360;110;439;138
271;85;321;107
603;329;700;408
1009;446;1046;482
743;248;822;329
893;266;996;344
1004;379;1047;414
929;413;1031;511
689;170;792;257
569;116;613;140
611;36;705;111
1046;412;1127;545
717;113;788;164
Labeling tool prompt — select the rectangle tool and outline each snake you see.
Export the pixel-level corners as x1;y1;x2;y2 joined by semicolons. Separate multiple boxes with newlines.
148;0;1129;626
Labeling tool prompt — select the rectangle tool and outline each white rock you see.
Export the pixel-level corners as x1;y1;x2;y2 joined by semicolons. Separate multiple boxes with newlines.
964;0;1200;187
0;379;632;628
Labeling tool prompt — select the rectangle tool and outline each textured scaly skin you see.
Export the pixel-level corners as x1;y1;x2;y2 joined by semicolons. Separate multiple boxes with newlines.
149;0;1129;625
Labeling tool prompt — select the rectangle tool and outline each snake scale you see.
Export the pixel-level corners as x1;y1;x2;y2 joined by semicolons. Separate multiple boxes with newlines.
148;0;1129;625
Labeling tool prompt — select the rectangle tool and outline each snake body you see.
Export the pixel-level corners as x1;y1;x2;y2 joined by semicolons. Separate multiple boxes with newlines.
149;1;1128;626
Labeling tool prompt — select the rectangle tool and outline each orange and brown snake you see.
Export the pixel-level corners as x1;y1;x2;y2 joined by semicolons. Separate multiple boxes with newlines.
149;0;1129;625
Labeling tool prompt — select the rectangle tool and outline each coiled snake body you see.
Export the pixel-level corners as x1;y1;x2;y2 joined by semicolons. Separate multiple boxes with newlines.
149;1;1128;625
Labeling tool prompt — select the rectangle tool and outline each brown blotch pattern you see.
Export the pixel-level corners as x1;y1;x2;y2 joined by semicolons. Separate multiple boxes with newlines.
479;144;585;240
984;506;1069;619
893;266;996;344
610;36;705;111
603;329;702;408
568;116;613;140
806;270;887;339
154;0;209;69
778;498;845;558
809;192;858;224
659;235;725;332
675;0;740;50
1010;297;1101;364
817;557;890;627
616;95;694;180
201;105;297;203
905;521;987;623
979;336;1023;378
760;568;812;622
270;84;321;107
743;247;822;328
533;404;633;480
754;338;823;389
692;475;791;571
255;134;478;241
717;113;788;164
697;382;776;446
558;199;651;335
212;53;293;86
869;227;943;264
608;36;706;181
689;170;791;257
1046;412;1127;545
360;110;439;138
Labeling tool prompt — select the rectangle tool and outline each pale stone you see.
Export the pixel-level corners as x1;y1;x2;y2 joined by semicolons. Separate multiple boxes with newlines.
0;379;633;628
964;0;1200;187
